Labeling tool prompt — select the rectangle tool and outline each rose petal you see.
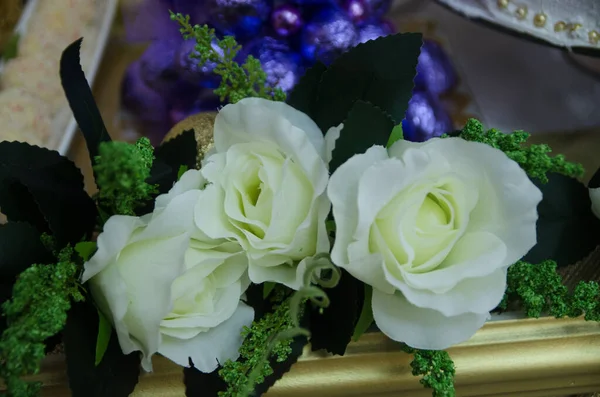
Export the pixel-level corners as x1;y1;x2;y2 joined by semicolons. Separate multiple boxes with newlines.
372;289;488;350
82;216;145;282
195;184;241;241
590;187;600;219
141;190;202;240
155;169;205;210
121;233;190;371
328;146;394;293
324;124;342;164
158;302;254;372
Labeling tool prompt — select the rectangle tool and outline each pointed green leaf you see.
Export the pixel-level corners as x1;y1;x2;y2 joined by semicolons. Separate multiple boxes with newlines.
352;285;373;341
76;242;97;262
95;308;112;366
315;33;422;132
387;124;404;148
263;282;276;300
287;62;327;120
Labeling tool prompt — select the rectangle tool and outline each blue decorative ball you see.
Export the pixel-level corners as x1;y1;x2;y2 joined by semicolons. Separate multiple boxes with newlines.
402;90;454;142
239;37;304;93
354;20;394;45
205;0;272;40
338;0;391;25
270;4;304;38
414;39;457;95
301;8;357;64
176;38;223;88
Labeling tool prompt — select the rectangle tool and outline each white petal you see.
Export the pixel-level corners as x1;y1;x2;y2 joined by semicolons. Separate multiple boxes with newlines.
116;233;190;371
590;187;600;219
397;231;508;293
82;215;145;282
195;184;241;241
216;98;326;159
141;190;202;240
323;124;342;164
394;268;507;316
328;145;388;268
155;169;205;210
372;289;488;350
158;302;254;372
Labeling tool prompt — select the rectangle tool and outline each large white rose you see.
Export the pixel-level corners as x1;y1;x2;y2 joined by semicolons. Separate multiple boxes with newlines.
328;137;542;350
82;169;254;372
195;97;341;290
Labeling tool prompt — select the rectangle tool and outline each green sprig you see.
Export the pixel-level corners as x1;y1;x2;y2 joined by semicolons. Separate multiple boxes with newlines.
93;137;157;217
444;119;583;183
500;260;600;320
170;12;286;104
218;290;297;397
0;245;84;397
401;345;456;397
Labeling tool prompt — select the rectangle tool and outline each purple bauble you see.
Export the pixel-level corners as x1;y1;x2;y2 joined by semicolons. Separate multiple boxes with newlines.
402;90;454;142
354;20;394;45
169;89;221;125
338;0;392;24
301;8;358;64
176;39;223;88
121;61;171;144
414;39;457;95
205;0;272;40
239;37;303;93
271;5;303;37
139;38;182;95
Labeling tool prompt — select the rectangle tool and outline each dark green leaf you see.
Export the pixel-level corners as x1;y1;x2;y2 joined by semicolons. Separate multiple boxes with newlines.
263;282;276;300
150;129;198;195
178;165;189;180
286;62;327;119
589;166;600;189
387;124;404;148
0;222;53;278
0;142;97;246
60;38;111;161
95;308;112;366
253;335;307;396
309;269;361;355
314;33;422;132
64;302;140;397
524;173;600;267
184;364;227;397
352;284;373;342
329;100;394;173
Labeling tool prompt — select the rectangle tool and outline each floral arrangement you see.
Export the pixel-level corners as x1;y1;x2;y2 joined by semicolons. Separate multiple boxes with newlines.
1;11;600;397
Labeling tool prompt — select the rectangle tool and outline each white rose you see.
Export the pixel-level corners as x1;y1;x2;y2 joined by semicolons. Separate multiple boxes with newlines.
195;97;341;290
328;138;542;350
82;169;254;372
589;186;600;219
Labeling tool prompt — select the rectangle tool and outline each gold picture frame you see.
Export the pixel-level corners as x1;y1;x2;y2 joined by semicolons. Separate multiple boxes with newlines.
29;316;600;397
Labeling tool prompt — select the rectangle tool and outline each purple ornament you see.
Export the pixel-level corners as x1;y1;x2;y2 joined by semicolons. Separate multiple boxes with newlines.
176;39;223;88
354;21;394;45
402;91;454;142
338;0;392;24
121;61;171;144
205;0;272;40
271;5;303;37
139;38;183;96
239;37;303;93
301;8;358;64
414;40;457;95
169;89;221;125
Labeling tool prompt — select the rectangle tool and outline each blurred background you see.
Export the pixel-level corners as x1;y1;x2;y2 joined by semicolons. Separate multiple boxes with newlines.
0;0;599;182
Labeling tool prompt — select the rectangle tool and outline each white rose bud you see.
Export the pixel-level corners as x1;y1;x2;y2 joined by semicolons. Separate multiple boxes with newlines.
328;138;542;350
196;97;341;290
82;170;254;372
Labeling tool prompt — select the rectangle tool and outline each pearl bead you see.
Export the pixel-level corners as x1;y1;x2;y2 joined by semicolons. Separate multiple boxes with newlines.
589;30;600;44
533;13;547;27
497;0;509;9
515;6;527;20
569;23;582;32
554;21;567;32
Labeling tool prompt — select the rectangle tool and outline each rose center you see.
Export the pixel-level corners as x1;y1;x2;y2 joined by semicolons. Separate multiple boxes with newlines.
416;193;451;233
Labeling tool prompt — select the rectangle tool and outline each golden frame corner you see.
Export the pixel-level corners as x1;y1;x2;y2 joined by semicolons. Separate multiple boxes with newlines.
32;316;600;397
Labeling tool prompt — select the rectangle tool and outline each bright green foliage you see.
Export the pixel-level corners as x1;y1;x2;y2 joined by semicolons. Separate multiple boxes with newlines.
0;246;85;397
501;260;600;320
170;12;286;104
93;137;157;217
401;345;456;397
445;119;583;183
218;291;297;397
